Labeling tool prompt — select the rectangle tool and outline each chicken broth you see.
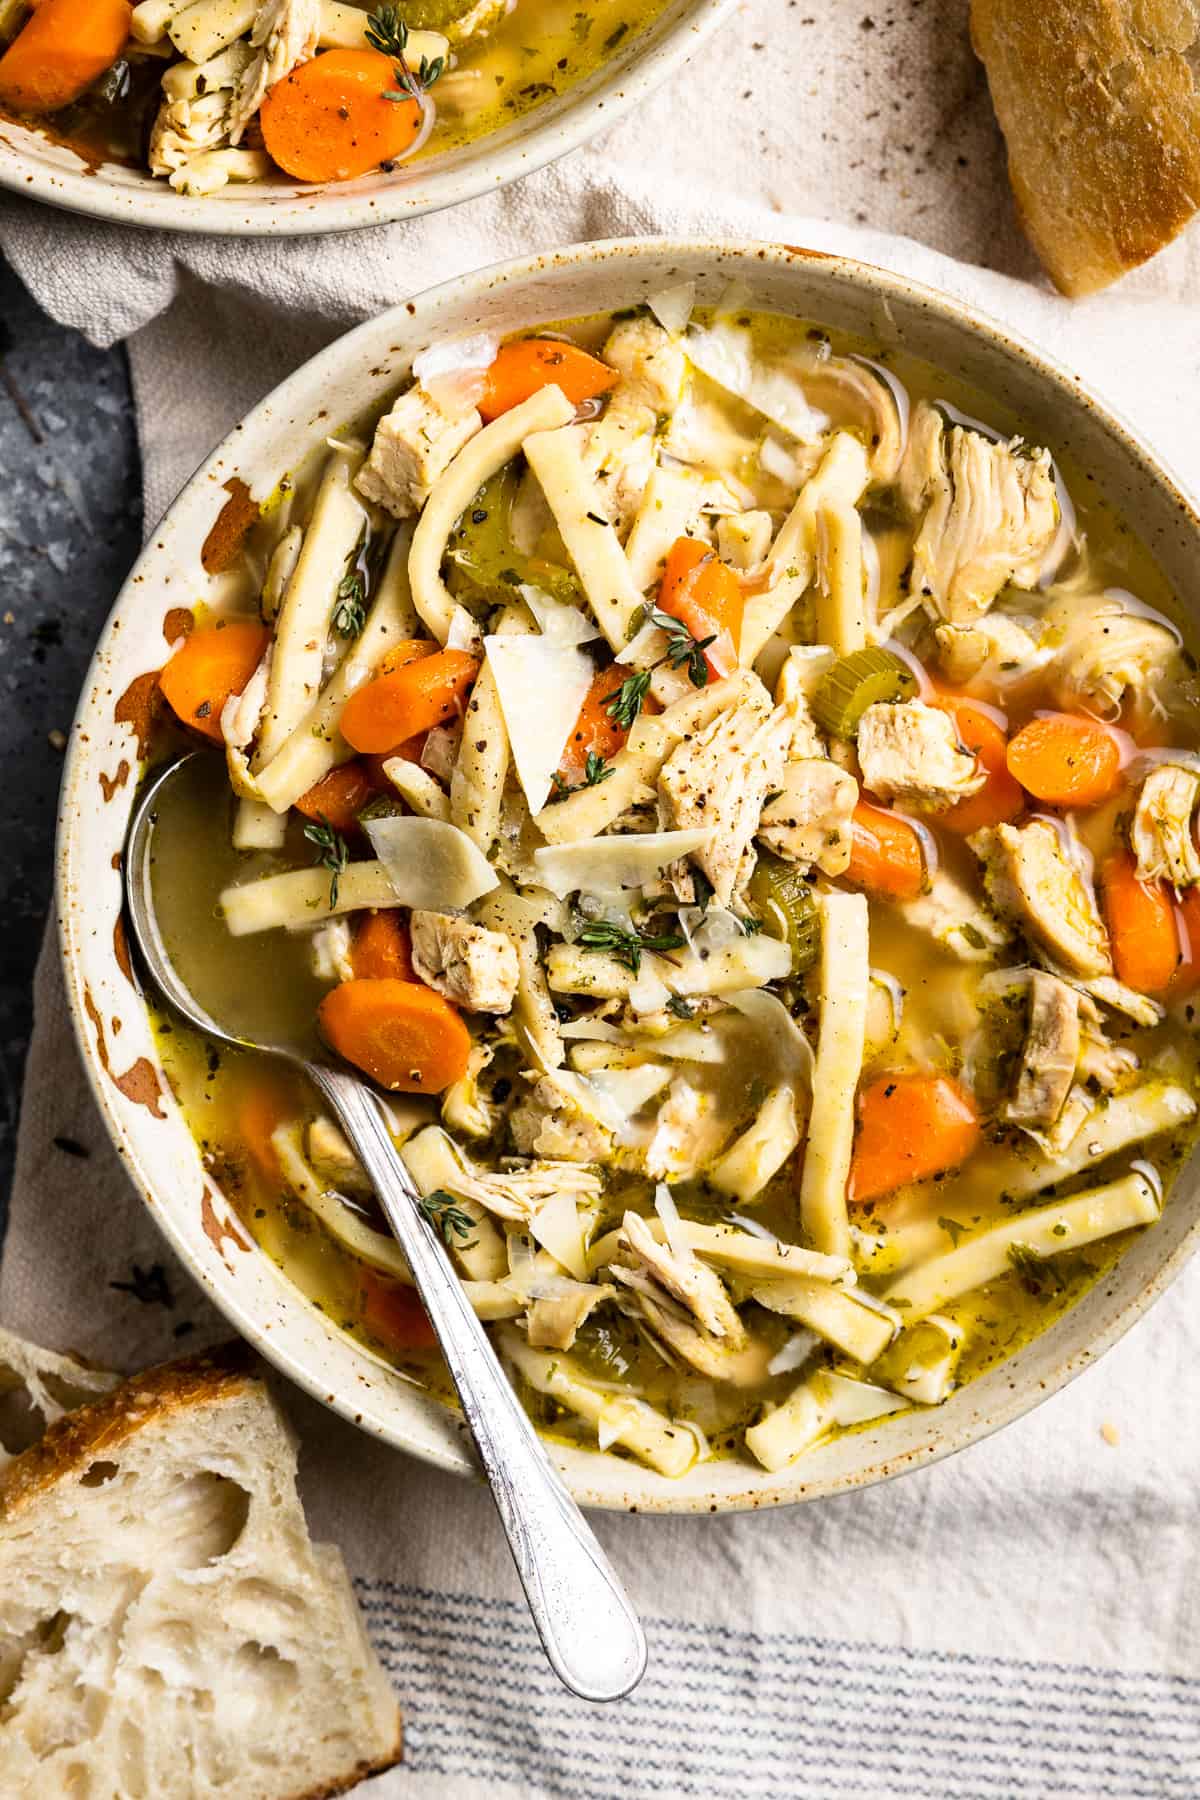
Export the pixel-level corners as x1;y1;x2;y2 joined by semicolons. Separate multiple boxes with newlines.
142;293;1200;1477
0;0;668;196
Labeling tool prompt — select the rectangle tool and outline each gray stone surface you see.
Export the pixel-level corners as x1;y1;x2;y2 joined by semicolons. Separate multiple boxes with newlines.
0;259;142;1243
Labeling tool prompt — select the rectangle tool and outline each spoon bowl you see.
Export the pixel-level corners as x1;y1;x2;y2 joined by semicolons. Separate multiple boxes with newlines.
122;755;648;1704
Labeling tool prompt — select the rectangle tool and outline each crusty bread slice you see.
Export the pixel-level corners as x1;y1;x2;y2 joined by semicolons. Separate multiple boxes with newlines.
0;1343;401;1800
0;1323;119;1463
972;0;1200;295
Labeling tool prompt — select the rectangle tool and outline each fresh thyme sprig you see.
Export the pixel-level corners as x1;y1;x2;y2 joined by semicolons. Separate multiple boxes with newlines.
333;571;367;638
577;918;685;976
603;668;654;730
550;751;614;799
646;605;716;688
603;605;714;728
419;1189;478;1248
303;814;349;909
366;4;445;104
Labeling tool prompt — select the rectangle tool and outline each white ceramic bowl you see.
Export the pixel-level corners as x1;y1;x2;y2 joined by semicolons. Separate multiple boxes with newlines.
57;238;1200;1512
0;0;732;235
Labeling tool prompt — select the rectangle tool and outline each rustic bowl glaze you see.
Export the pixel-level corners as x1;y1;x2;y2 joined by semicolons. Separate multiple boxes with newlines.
0;1;732;235
57;239;1200;1510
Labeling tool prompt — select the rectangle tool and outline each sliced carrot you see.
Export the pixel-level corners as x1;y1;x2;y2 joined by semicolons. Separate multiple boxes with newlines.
1100;851;1179;995
849;1073;981;1204
318;978;470;1093
479;339;618;422
1174;888;1200;993
0;0;131;115
934;696;1024;836
1006;713;1123;809
351;910;414;982
237;1074;298;1185
556;664;633;785
340;648;478;755
379;639;436;677
360;1270;437;1353
259;48;422;185
295;759;378;834
843;801;925;901
656;536;743;680
159;620;270;743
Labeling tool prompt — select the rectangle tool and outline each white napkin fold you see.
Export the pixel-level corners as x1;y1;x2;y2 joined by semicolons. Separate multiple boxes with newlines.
4;4;1200;1794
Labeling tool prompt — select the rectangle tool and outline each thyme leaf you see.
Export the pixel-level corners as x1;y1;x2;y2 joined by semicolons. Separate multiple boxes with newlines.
303;814;349;909
367;3;444;103
577;919;685;975
419;1189;478;1248
604;668;654;729
333;571;367;638
551;750;615;798
605;606;715;725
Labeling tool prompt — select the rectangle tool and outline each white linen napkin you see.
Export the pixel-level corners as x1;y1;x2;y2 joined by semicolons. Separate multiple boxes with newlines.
4;4;1200;1795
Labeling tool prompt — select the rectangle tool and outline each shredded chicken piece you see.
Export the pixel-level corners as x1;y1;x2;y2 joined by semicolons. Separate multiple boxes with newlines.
618;1210;745;1343
571;317;688;539
441;1043;498;1140
773;649;828;759
934;615;1046;686
759;761;857;876
355;385;482;519
899;402;1059;623
417;1138;602;1223
306;1115;371;1194
1048;604;1181;725
509;1070;613;1163
971;821;1112;980
602;316;687;412
227;0;321;143
1131;765;1200;888
611;1267;769;1382
410;912;519;1013
1076;1004;1139;1090
149;42;254;192
308;917;355;985
526;1282;614;1352
857;700;986;812
1005;972;1081;1131
657;687;791;903
902;868;1011;962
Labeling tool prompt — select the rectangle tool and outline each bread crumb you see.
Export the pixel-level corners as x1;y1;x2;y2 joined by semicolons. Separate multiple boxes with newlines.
1100;1420;1120;1447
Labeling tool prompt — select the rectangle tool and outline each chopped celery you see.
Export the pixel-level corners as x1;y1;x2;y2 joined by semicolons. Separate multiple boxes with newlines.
749;852;820;974
812;646;916;738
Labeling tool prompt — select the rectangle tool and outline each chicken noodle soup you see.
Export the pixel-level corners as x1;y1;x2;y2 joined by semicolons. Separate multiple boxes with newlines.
145;291;1200;1477
0;0;668;195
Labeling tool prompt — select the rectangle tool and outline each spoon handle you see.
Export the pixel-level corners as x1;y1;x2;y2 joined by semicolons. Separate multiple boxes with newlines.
307;1064;647;1704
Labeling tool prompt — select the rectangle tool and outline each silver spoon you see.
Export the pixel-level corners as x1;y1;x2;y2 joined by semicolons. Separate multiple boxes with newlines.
124;753;647;1704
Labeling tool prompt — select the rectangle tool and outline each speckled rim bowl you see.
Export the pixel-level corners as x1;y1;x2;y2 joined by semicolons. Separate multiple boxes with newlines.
57;238;1200;1512
0;0;732;236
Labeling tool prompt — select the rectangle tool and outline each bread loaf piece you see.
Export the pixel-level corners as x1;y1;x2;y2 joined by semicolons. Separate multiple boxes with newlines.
0;1342;402;1800
972;0;1200;295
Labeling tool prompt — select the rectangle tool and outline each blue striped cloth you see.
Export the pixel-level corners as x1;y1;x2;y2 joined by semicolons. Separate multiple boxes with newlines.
353;1582;1199;1798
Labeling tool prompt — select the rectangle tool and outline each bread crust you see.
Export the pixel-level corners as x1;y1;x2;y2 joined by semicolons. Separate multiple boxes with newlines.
0;1340;259;1520
971;0;1200;295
